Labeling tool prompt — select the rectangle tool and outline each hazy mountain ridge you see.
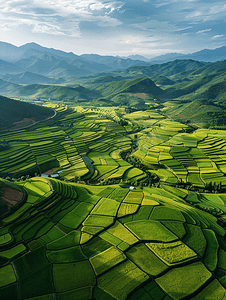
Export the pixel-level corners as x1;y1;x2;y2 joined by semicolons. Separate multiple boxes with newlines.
1;72;65;85
145;46;226;64
0;58;226;105
0;41;150;78
0;41;226;127
0;42;226;84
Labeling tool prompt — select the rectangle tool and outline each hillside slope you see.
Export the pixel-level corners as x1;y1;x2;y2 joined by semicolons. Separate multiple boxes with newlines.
0;95;54;128
90;77;164;98
167;99;226;127
1;72;65;85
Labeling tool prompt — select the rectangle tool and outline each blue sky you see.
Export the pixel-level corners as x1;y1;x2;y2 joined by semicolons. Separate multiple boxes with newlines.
0;0;226;58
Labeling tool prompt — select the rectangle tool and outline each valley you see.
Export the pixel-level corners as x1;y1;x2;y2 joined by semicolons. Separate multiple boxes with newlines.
1;42;226;299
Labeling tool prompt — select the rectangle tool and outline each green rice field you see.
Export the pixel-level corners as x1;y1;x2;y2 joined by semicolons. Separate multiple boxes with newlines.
2;104;226;299
1;177;226;299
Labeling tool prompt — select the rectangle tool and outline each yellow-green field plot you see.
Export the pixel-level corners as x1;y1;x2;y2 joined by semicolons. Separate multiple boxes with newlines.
132;117;226;188
0;106;137;183
1;178;226;299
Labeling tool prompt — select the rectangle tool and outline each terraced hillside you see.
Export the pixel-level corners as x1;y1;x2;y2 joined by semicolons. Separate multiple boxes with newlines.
2;102;226;299
128;111;226;188
0;105;148;185
1;177;226;299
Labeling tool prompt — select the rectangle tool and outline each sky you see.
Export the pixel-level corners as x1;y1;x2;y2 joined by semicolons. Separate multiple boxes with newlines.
0;0;226;58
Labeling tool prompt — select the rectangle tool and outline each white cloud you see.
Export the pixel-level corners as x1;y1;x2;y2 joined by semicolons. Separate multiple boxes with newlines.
209;4;226;15
0;0;225;57
90;1;124;14
196;29;211;33
0;0;124;38
186;10;202;20
211;34;224;39
133;20;180;33
154;0;198;8
32;23;70;35
184;2;226;22
177;26;192;31
96;15;123;27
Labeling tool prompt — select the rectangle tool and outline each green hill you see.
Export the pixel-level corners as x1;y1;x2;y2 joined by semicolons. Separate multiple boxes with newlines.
0;83;101;103
190;60;226;77
167;99;226;127
163;71;226;101
201;78;226;101
91;77;164;98
89;75;124;84
152;75;175;87
0;95;54;129
115;59;207;78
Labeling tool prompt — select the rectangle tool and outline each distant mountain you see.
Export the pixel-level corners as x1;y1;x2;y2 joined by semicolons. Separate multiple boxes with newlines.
0;41;80;63
113;59;207;78
0;41;149;80
0;78;18;92
88;75;125;84
185;46;226;62
122;54;150;62
18;42;80;62
0;95;54;129
150;46;226;63
68;58;111;73
80;53;148;70
14;54;93;77
0;60;22;75
1;72;65;85
0;41;24;62
149;53;185;64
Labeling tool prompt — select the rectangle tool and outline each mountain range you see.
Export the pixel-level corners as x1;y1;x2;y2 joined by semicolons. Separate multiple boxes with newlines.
0;41;226;82
0;41;150;78
1;55;226;104
0;40;226;126
128;46;226;64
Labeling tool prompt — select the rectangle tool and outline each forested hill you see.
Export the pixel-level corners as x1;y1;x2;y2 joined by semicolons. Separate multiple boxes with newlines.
0;95;54;129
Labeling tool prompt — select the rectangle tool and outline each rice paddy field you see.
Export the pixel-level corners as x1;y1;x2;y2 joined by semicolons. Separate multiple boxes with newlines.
3;104;226;299
129;114;226;188
0;105;145;184
1;177;226;299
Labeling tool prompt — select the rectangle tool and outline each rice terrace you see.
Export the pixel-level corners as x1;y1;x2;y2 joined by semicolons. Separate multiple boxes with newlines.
2;41;226;300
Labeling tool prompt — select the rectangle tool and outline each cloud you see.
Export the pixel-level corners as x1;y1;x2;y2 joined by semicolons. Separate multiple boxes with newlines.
185;2;226;22
32;23;72;36
196;29;211;34
211;34;224;39
209;4;226;15
154;0;198;8
90;1;125;14
133;20;180;33
0;0;226;57
0;0;124;38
